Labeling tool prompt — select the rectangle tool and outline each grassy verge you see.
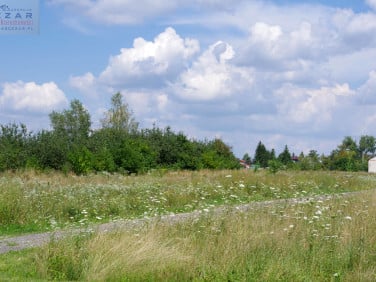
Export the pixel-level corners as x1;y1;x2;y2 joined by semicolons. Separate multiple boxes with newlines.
1;169;376;236
0;188;375;281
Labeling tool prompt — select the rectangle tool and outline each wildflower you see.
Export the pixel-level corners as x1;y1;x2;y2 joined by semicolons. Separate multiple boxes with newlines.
289;224;294;228
225;175;232;178
315;210;322;215
344;216;352;220
239;183;245;188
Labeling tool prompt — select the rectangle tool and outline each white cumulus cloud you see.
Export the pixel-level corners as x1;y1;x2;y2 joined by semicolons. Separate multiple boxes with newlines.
172;41;254;101
0;81;68;114
236;21;322;71
99;27;199;88
276;83;355;125
333;9;376;50
70;72;96;93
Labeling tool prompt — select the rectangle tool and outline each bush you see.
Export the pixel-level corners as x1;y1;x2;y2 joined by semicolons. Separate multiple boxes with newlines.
0;123;29;171
268;159;282;174
68;146;94;175
92;147;116;173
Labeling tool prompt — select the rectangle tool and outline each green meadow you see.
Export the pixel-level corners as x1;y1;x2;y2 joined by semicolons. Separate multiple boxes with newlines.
0;170;375;281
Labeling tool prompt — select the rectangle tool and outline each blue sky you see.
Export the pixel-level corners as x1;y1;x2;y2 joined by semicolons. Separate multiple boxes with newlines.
2;0;376;158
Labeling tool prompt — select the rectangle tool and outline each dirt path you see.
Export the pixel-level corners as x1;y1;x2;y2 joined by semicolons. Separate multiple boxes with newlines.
0;191;367;254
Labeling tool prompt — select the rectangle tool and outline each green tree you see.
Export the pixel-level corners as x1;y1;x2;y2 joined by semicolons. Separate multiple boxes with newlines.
200;139;240;170
174;134;202;170
89;128;127;171
118;138;156;173
140;126;203;169
338;136;358;153
92;146;116;173
278;145;292;165
0;123;30;171
331;150;358;171
268;159;282;174
29;130;68;170
270;149;276;160
101;92;138;133
359;135;376;161
68;146;94;175
49;99;91;148
254;141;270;168
298;150;322;171
329;137;361;171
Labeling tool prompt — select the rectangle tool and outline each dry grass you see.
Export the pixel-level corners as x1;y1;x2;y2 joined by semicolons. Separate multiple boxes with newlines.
84;231;191;281
2;169;376;236
30;188;376;281
1;169;375;280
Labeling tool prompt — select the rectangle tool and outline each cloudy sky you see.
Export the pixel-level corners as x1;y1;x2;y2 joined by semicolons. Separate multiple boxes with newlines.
2;0;376;157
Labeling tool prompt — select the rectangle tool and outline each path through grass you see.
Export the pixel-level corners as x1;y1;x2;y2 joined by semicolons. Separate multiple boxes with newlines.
1;169;376;236
0;187;375;281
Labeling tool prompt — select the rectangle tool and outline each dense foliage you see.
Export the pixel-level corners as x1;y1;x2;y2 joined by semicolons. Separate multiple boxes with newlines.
252;136;375;172
1;92;375;174
0;94;240;174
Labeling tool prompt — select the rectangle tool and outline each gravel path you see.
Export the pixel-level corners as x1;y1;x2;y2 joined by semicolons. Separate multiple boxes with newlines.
0;191;367;254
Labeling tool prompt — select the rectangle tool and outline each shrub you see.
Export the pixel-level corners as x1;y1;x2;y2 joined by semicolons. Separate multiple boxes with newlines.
68;146;94;175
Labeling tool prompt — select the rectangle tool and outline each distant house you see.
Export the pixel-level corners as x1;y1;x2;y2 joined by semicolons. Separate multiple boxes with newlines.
368;157;376;173
239;159;250;169
291;155;299;162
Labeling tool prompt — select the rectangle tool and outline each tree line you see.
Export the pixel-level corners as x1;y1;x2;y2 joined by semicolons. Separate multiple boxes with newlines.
244;135;376;172
1;92;375;174
0;93;240;174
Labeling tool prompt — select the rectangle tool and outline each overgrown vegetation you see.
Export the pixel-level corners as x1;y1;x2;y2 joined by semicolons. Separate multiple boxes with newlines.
249;136;375;172
0;169;375;236
1;92;375;175
1;92;375;280
1;183;375;281
0;93;240;175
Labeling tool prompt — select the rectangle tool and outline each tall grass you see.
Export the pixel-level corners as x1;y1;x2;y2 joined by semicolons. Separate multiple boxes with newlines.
24;189;375;281
1;169;376;236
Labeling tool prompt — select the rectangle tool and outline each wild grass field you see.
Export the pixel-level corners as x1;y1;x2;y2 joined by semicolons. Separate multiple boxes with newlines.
0;169;375;281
